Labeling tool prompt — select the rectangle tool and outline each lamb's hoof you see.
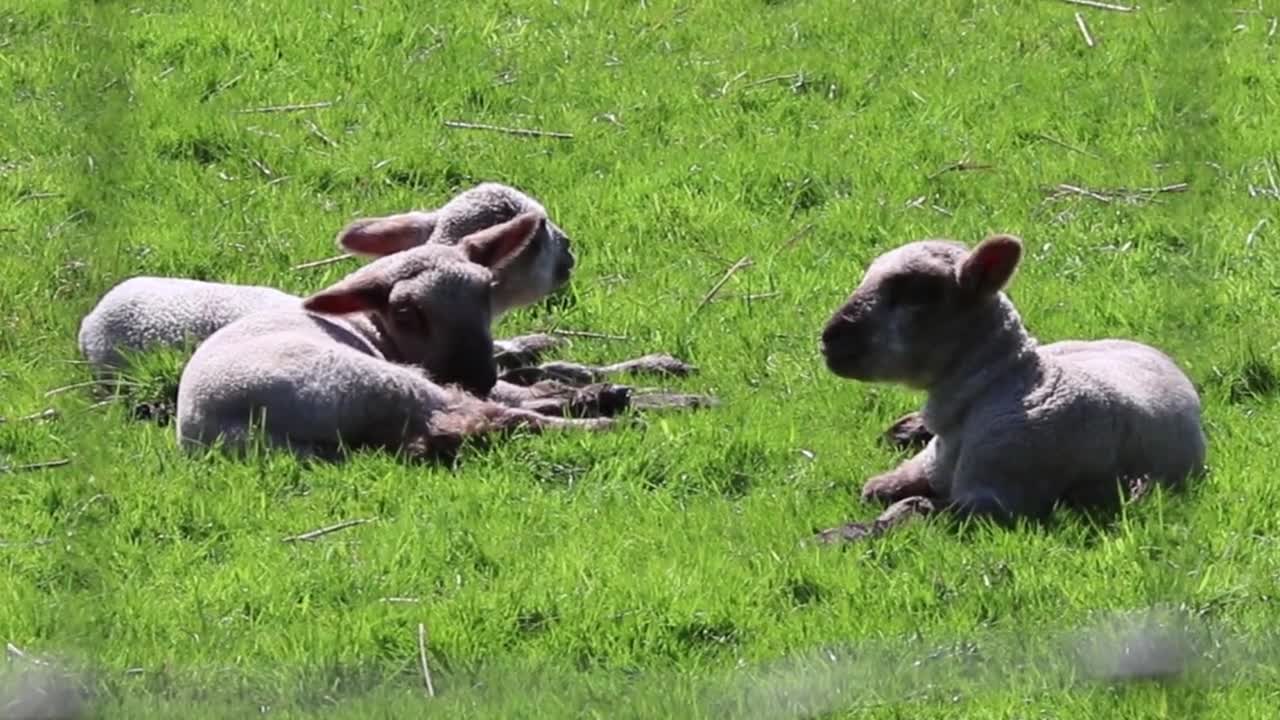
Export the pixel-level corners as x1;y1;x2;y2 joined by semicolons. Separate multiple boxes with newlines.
532;362;599;385
629;391;720;411
813;520;880;545
614;353;697;378
572;416;618;432
860;472;927;506
131;400;174;426
568;383;633;418
494;333;567;370
882;411;933;450
878;496;937;524
813;497;936;546
499;366;553;386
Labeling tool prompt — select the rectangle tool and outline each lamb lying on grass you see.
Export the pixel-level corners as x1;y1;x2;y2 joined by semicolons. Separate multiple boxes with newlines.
176;217;611;461
78;182;697;411
814;234;1206;541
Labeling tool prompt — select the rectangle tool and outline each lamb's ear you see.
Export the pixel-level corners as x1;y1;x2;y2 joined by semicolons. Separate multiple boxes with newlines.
301;269;393;315
958;234;1022;297
460;211;544;271
335;211;437;257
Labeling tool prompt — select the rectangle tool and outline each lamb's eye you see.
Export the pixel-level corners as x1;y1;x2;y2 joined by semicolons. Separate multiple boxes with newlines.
887;276;945;307
392;304;429;333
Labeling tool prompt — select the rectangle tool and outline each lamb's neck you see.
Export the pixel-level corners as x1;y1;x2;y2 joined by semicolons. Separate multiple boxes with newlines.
922;297;1040;435
346;313;398;361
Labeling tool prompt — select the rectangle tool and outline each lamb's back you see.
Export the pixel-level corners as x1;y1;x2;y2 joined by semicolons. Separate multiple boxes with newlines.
79;277;298;371
1044;338;1204;481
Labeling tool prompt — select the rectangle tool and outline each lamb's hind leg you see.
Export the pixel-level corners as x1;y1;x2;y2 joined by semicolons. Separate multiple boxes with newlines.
488;379;633;418
493;333;567;372
416;395;616;458
882;411;935;451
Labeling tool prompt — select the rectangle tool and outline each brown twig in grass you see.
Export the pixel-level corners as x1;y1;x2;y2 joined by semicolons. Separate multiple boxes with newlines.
0;408;58;424
236;100;335;114
304;119;339;148
712;291;781;304
1058;0;1135;12
417;623;436;697
45;379;137;398
778;222;816;253
904;196;955;216
218;175;291;208
739;73;802;91
1;459;71;474
208;73;243;98
641;5;691;34
248;157;275;178
693;255;753;315
1043;182;1188;205
1034;133;1101;158
1247;159;1280;199
293;253;354;271
282;518;374;543
17;191;62;203
926;160;994;181
1075;12;1096;47
1246;218;1268;247
718;70;747;96
46;209;87;239
547;329;631;341
442;120;574;140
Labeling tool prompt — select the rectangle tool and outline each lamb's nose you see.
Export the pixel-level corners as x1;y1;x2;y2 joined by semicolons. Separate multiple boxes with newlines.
820;322;842;349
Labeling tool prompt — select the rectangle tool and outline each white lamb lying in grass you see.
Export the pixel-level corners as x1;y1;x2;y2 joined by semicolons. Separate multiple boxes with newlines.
176;214;611;461
814;233;1206;541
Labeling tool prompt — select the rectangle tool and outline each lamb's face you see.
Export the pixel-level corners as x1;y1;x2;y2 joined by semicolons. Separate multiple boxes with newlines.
381;252;498;397
820;241;976;387
432;183;575;316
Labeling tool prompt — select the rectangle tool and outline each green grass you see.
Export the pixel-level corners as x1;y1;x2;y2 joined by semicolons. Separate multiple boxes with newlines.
3;0;1280;716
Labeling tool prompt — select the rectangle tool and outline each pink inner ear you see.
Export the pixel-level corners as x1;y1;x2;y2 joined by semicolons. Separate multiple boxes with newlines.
338;214;430;257
976;248;1009;273
464;212;542;268
302;280;389;315
302;292;370;316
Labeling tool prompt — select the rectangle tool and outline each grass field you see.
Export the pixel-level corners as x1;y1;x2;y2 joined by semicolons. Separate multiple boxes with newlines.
3;0;1280;716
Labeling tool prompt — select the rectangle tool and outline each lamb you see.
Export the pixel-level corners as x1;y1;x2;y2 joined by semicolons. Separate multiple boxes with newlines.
175;214;610;460
78;279;298;372
334;182;697;385
814;233;1206;539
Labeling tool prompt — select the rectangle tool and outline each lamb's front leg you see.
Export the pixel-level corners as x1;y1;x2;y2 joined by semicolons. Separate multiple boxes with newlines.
814;496;938;545
499;353;696;386
860;440;940;505
882;410;935;451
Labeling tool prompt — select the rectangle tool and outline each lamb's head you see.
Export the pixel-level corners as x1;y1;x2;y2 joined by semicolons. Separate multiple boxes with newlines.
820;234;1023;388
305;212;544;396
335;182;575;317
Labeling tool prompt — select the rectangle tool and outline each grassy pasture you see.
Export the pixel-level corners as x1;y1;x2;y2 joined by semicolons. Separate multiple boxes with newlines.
3;0;1280;716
